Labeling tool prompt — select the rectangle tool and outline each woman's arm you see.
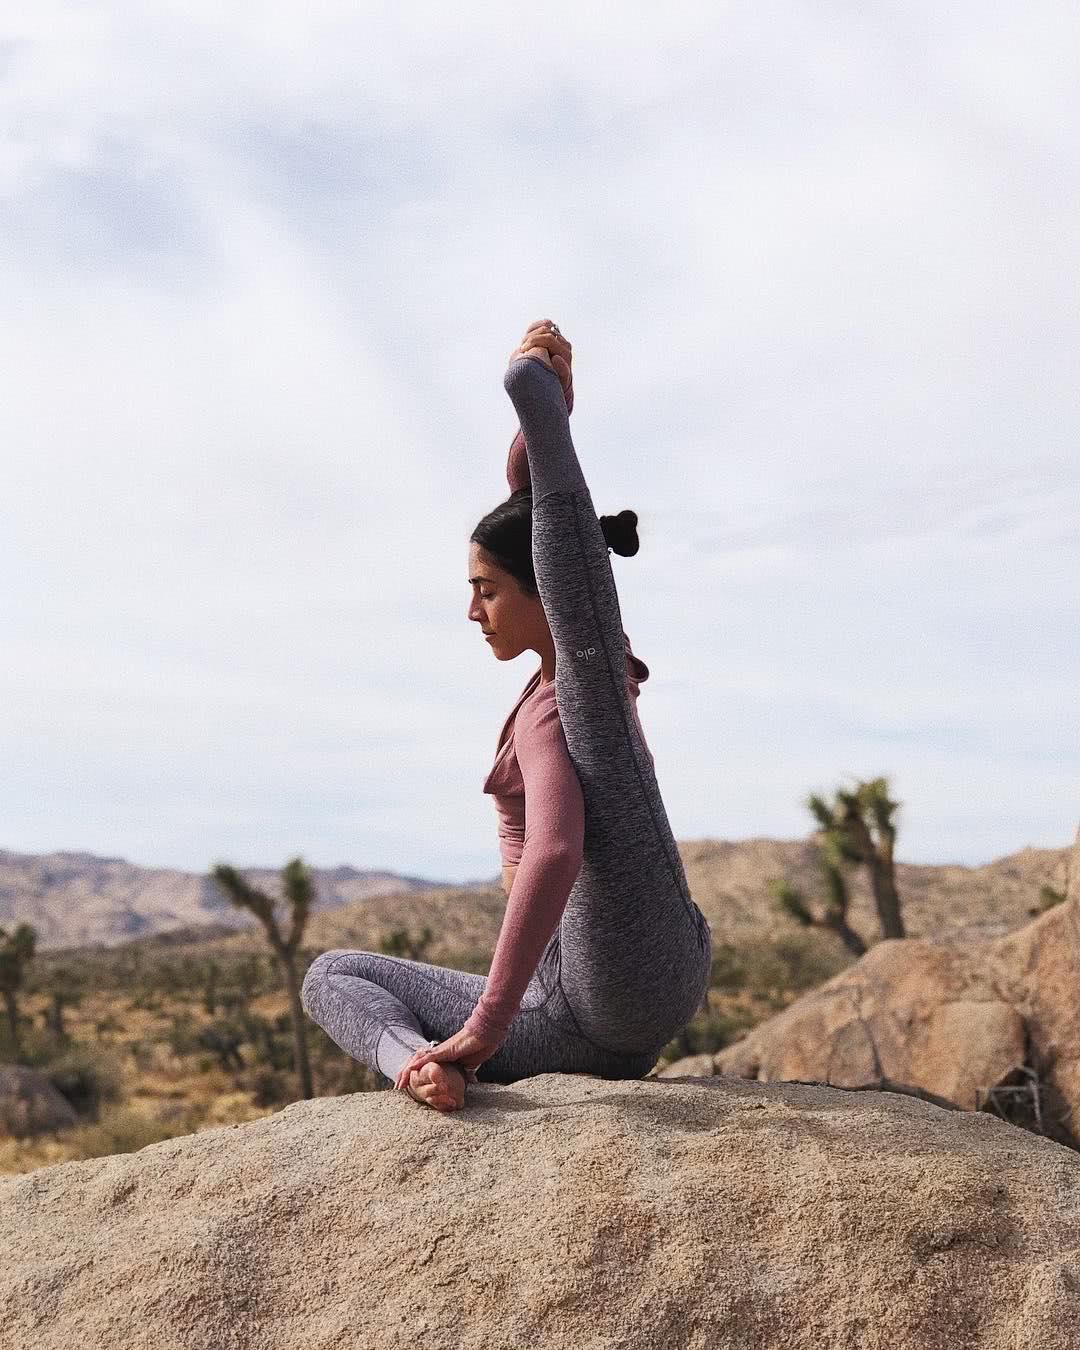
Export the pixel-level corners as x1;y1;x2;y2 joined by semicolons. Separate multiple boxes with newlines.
460;694;585;1044
502;335;595;500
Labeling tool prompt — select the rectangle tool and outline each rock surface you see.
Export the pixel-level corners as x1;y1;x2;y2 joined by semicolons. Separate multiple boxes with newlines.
712;826;1080;1149
2;1073;1080;1349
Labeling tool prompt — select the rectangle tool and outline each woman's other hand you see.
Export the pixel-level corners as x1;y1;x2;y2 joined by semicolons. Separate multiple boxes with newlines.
393;1025;502;1092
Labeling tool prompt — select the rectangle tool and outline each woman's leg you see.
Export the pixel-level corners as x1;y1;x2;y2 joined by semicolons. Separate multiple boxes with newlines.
505;356;712;1055
300;945;656;1086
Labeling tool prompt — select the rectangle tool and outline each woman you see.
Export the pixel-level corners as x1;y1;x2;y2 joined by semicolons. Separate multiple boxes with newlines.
301;319;712;1112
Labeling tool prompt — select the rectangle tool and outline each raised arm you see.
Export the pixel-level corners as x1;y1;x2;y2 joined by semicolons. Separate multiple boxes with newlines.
502;323;635;719
502;354;594;501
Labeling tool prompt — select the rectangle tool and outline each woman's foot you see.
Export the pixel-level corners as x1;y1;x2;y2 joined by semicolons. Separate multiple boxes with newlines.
404;1061;468;1112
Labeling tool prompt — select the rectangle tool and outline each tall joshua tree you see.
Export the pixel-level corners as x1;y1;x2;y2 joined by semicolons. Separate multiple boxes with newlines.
0;922;38;1056
210;857;315;1099
774;775;905;951
772;829;868;957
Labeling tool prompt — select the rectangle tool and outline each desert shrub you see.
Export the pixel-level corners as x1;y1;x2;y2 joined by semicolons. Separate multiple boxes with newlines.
314;1053;383;1097
3;1021;56;1068
166;1012;201;1058
41;1041;125;1121
67;1104;179;1160
379;926;434;960
709;942;747;991
661;1005;757;1062
129;1038;160;1073
446;948;495;976
247;1066;291;1108
234;1011;292;1071
195;1018;246;1072
710;932;852;1003
772;930;853;992
128;988;163;1012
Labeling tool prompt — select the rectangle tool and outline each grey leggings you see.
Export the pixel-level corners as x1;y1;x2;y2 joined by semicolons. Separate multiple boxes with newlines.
301;355;712;1086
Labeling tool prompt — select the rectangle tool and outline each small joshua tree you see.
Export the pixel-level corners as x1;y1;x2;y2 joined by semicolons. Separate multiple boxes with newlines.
209;857;315;1099
773;775;905;952
0;922;38;1056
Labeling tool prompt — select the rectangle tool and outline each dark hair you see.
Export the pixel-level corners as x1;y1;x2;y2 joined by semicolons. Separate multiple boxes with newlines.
471;488;639;600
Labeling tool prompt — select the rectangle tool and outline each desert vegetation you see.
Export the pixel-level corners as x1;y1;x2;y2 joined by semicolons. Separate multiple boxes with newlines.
0;905;851;1174
2;802;1073;1173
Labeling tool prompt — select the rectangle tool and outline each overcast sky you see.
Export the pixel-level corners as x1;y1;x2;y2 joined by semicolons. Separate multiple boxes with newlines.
2;3;1077;881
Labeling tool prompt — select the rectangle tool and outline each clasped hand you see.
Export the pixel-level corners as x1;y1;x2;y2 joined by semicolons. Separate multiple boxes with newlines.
509;318;573;403
393;1024;503;1093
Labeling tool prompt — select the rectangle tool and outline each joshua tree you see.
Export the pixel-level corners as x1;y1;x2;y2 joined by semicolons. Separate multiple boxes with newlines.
0;922;37;1055
773;775;905;951
197;1019;246;1073
41;962;84;1043
379;925;434;961
201;957;220;1015
1032;884;1067;917
771;829;868;957
234;952;264;1000
210;857;315;1099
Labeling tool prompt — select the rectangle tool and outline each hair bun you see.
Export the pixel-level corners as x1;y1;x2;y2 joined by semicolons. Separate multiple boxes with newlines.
599;508;639;557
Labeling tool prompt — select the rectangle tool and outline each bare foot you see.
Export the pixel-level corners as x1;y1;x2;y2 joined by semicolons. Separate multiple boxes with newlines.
404;1061;467;1112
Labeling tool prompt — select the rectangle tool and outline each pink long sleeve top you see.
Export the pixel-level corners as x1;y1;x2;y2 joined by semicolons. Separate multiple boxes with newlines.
459;367;654;1045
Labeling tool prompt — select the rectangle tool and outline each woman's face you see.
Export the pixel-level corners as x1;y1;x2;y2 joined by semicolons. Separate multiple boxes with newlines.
467;541;548;663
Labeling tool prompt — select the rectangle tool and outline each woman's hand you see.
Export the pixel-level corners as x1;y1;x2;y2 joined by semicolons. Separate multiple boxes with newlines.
393;1024;503;1092
508;319;573;400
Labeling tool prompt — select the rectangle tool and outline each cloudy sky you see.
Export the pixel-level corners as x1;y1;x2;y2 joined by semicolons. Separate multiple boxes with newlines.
2;3;1077;882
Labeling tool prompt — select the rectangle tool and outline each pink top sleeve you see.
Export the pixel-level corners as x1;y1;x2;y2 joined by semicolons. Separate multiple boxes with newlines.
461;689;584;1044
506;364;574;492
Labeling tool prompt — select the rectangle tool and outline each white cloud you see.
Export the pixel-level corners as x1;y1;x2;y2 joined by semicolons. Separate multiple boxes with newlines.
1;3;1077;877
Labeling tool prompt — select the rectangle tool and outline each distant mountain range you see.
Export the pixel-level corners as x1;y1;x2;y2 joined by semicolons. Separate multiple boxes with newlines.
0;849;487;952
2;832;1076;956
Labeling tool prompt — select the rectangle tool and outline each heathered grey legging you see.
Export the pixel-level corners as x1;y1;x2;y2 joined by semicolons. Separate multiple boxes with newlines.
301;354;713;1086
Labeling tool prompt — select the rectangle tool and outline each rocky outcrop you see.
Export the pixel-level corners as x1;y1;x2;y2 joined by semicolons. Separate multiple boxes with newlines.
2;1073;1080;1348
712;823;1080;1148
678;833;1072;945
2;833;1073;954
0;1065;78;1139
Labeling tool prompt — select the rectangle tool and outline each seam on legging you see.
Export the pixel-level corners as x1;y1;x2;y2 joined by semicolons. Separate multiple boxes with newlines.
542;989;660;1061
565;490;700;925
323;951;560;1018
551;968;610;1051
381;1025;421;1055
548;947;658;1058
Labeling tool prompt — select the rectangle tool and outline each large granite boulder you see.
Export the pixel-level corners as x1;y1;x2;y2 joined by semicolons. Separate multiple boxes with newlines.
714;823;1080;1147
2;1072;1080;1348
0;1065;79;1139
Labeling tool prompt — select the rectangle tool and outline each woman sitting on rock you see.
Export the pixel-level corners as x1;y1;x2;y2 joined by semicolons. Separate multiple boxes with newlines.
301;318;712;1111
